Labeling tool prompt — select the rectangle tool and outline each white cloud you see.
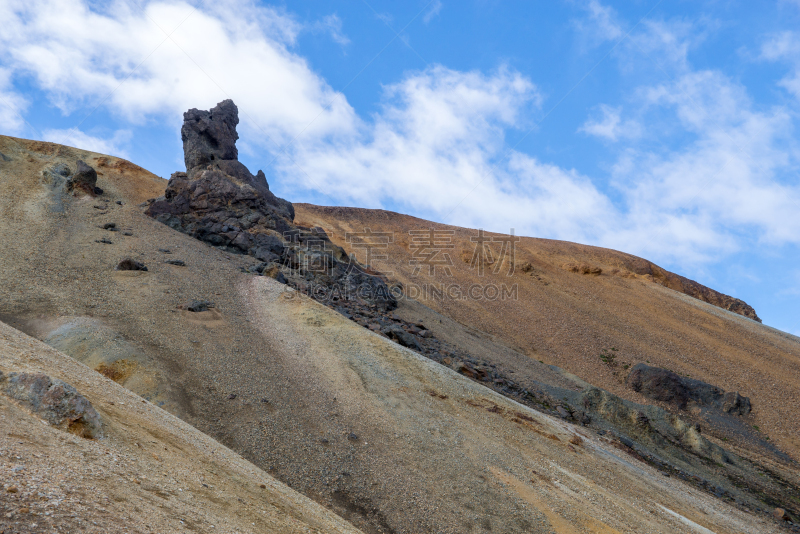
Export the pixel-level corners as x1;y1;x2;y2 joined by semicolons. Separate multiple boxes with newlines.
599;28;800;262
760;31;800;99
43;128;132;158
0;68;29;135
586;0;622;40
3;0;800;272
0;0;355;144
312;14;350;47
558;9;800;264
282;66;548;217
579;104;641;141
423;1;443;24
760;31;800;60
573;0;623;46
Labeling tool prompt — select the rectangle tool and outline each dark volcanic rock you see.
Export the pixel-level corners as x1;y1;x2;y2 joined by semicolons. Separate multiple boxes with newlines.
180;300;214;312
627;365;689;408
382;325;420;350
627;363;751;416
182;99;240;174
116;258;148;271
0;371;102;438
145;100;396;311
721;391;752;416
67;160;98;195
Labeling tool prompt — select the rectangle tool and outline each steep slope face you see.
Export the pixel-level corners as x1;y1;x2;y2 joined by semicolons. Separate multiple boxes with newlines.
293;205;800;461
0;134;793;533
0;321;362;534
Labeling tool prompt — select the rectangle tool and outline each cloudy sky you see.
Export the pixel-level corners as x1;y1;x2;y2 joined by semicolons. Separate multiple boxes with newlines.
2;0;800;333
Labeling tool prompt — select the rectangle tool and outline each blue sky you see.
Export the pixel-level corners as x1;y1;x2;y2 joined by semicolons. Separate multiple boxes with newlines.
2;0;800;333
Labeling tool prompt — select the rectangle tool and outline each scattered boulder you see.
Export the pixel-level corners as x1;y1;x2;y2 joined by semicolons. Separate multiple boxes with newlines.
451;361;490;381
66;160;98;195
721;391;752;416
116;258;148;271
180;300;214;312
95;238;112;244
103;222;117;231
0;371;102;438
773;508;790;521
165;259;186;266
626;363;751;416
382;325;420;350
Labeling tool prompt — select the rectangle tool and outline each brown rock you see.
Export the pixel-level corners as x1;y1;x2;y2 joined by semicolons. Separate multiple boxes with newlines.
773;508;789;521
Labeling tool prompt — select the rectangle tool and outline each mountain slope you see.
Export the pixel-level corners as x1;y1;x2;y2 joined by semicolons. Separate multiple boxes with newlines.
0;133;794;533
0;321;362;534
294;204;800;462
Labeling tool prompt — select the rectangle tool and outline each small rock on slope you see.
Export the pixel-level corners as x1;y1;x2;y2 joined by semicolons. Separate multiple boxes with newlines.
66;160;98;195
0;371;101;438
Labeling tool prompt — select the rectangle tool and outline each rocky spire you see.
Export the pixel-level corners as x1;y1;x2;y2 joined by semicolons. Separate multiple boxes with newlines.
181;99;240;175
145;100;397;311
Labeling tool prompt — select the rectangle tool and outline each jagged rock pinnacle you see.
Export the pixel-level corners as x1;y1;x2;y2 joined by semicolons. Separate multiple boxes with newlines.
181;99;240;175
145;100;397;311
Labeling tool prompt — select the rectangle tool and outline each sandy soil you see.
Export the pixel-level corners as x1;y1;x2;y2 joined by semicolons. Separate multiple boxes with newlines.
239;276;781;533
0;321;362;534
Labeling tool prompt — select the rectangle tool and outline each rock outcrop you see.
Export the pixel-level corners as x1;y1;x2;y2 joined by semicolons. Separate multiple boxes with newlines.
0;371;102;438
145;100;395;310
67;160;99;195
619;257;761;322
627;363;752;416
